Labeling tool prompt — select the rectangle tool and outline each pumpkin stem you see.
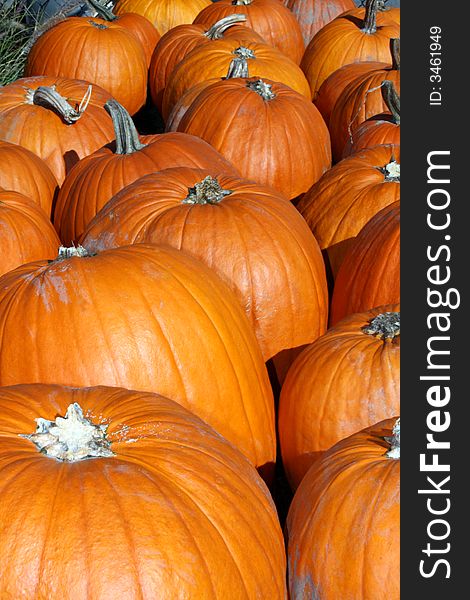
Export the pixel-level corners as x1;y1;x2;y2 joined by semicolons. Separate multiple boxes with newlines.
27;84;92;124
390;38;400;70
86;0;117;21
232;0;252;5
205;14;247;40
362;0;379;34
20;403;114;462
247;79;276;101
362;311;400;339
55;245;93;261
183;176;232;205
104;99;146;155
381;80;400;125
88;19;108;30
227;46;255;78
378;160;400;182
385;418;400;459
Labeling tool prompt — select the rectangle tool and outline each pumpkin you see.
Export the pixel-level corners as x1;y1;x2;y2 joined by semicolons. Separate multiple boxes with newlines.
53;100;240;244
114;0;212;34
286;417;400;600
165;80;213;132
176;77;331;200
86;0;161;67
343;79;400;157
0;244;275;472
148;14;264;111
330;200;400;325
283;0;356;46
279;305;400;489
297;144;400;278
344;1;400;26
0;189;61;278
193;0;305;64
0;140;58;217
24;16;148;116
329;38;400;160
0;384;287;598
0;76;115;185
162;38;311;120
80;168;328;361
300;0;400;99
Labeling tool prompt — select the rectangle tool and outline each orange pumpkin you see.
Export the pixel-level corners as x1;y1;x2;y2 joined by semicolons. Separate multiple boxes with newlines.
283;0;355;46
329;38;400;160
300;0;400;99
342;79;400;157
0;140;58;217
148;14;264;111
114;0;212;34
0;189;61;277
0;76;114;185
0;244;275;472
279;305;400;489
176;77;331;200
286;417;400;600
162;38;311;120
0;384;287;598
80;168;328;360
25;16;148;116
330;200;400;325
297;144;400;278
194;0;305;64
53;100;240;244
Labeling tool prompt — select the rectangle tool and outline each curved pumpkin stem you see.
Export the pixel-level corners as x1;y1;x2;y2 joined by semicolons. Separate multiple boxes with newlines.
20;403;114;462
385;418;400;459
183;176;232;205
362;0;379;34
104;99;146;155
86;0;117;21
227;47;255;78
205;14;247;40
247;79;276;101
362;312;400;339
390;38;400;70
382;80;400;125
27;84;92;124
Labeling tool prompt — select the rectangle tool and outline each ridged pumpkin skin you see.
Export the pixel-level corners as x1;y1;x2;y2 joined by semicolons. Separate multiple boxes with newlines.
24;17;148;116
176;77;331;200
81;168;328;360
297;145;400;277
314;60;389;128
109;11;160;67
0;140;58;217
300;1;400;99
329;50;400;160
0;76;115;185
284;0;355;46
148;17;264;110
331;201;400;325
114;0;212;34
0;384;287;599
279;304;400;489
54;124;240;245
193;0;305;64
0;190;61;278
0;244;275;471
162;38;311;120
343;113;400;157
286;418;400;600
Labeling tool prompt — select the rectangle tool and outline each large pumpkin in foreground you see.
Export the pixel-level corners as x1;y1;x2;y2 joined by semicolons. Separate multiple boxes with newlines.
0;384;287;598
0;244;275;472
279;305;400;489
286;417;400;600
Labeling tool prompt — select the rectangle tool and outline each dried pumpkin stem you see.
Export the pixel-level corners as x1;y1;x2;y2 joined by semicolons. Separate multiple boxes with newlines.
86;0;117;21
381;80;400;125
232;0;252;5
390;38;400;70
20;403;114;462
247;79;276;101
54;245;94;261
205;14;247;40
362;312;400;339
88;20;108;30
28;84;92;124
385;418;400;459
362;0;379;34
378;160;400;182
104;99;146;155
227;46;255;78
183;176;232;205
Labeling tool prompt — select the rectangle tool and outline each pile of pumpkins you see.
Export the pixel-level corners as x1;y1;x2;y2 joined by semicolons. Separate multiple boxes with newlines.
0;0;400;597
